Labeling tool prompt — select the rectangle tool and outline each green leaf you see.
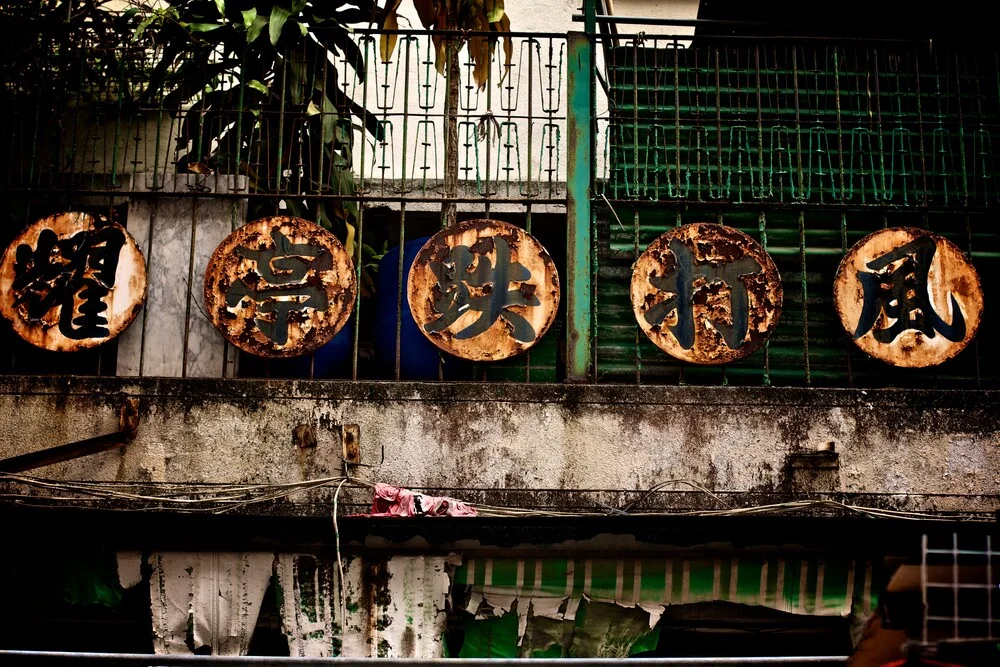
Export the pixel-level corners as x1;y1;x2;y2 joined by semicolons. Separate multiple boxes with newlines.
484;0;504;23
214;0;225;17
321;94;338;146
298;21;308;36
241;8;257;29
247;79;269;95
269;5;291;46
248;14;268;42
184;22;223;32
134;14;157;40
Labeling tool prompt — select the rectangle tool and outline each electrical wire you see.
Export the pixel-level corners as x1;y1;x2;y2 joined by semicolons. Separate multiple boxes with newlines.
0;473;992;522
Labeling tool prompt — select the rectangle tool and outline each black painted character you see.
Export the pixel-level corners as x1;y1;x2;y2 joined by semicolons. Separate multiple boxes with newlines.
644;238;763;350
226;229;331;345
853;236;965;343
425;236;539;343
12;226;127;340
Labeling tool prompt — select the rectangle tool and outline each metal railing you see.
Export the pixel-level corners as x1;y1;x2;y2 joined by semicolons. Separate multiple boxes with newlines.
1;12;999;388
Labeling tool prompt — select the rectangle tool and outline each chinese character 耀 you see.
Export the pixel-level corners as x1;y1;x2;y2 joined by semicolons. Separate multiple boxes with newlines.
853;236;965;343
424;236;540;343
644;237;763;350
225;228;332;345
12;226;127;340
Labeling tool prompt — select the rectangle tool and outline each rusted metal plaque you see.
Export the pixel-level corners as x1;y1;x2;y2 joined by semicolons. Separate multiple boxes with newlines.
631;223;783;365
834;227;983;368
0;212;147;351
204;216;356;358
408;219;560;361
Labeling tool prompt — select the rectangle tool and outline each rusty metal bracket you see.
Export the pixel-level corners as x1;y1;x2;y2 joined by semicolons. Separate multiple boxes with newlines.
0;397;139;474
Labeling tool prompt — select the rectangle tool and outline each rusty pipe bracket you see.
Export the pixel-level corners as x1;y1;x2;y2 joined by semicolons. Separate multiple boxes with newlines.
0;396;140;474
120;397;140;440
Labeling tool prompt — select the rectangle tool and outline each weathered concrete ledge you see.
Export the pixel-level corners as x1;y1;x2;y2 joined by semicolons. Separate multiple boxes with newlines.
1;376;998;515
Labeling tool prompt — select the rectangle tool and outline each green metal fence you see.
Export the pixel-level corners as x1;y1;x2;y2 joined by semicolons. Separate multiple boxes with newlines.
591;34;1000;387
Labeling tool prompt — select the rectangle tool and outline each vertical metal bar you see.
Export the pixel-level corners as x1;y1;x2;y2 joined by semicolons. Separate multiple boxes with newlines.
798;210;811;385
921;533;929;644
952;533;960;639
987;535;994;639
793;47;805;200
182;198;198;379
758;211;770;386
634;207;641;383
352;40;372;381
566;31;593;382
955;54;970;203
275;56;288;191
914;50;928;205
833;48;845;203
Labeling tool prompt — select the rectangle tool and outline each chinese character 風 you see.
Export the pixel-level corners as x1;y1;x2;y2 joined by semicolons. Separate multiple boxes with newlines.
853;236;965;343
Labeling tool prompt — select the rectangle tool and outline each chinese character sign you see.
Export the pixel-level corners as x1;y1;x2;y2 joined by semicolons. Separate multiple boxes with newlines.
834;227;983;368
204;216;356;358
408;219;560;361
0;212;147;351
631;223;783;364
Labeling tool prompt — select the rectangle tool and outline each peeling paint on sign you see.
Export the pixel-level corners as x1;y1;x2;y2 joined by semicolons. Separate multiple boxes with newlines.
834;227;984;368
631;223;783;364
0;212;147;351
408;219;560;361
203;217;356;358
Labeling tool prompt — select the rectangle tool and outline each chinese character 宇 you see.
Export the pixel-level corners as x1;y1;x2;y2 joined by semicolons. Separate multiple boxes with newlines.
644;238;763;350
424;236;540;343
226;228;332;345
853;236;965;343
12;226;127;340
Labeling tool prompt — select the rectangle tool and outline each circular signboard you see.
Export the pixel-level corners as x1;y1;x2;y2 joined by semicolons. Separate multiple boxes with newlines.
631;223;783;365
0;212;147;351
407;219;560;361
833;227;983;368
204;216;356;358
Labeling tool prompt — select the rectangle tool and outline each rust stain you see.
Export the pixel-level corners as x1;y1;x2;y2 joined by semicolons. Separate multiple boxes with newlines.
407;219;560;362
0;211;147;352
630;222;783;365
203;216;356;359
833;226;984;368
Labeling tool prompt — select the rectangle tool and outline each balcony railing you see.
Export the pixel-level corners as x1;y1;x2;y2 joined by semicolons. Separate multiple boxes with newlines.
0;18;997;388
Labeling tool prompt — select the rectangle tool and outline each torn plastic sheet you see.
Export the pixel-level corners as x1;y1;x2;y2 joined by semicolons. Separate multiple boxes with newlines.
456;555;878;642
364;483;477;517
120;552;452;658
459;598;659;658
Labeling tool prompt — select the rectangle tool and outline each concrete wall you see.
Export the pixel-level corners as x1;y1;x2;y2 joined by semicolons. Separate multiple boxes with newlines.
1;377;997;515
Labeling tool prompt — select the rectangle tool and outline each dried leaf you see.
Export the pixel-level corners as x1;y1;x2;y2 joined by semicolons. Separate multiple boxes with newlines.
412;0;439;28
378;0;405;62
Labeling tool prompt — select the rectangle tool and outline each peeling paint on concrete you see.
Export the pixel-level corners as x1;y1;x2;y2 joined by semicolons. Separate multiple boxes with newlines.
0;378;998;514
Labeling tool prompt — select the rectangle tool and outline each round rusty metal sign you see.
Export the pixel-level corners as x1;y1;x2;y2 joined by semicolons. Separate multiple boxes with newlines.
203;216;356;358
407;219;560;361
630;223;783;365
833;227;983;368
0;212;147;352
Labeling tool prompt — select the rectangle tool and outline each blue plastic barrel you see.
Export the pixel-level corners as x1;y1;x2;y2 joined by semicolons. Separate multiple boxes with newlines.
374;237;442;379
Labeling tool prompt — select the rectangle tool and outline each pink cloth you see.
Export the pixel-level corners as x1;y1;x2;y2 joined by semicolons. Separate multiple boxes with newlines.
368;483;477;517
